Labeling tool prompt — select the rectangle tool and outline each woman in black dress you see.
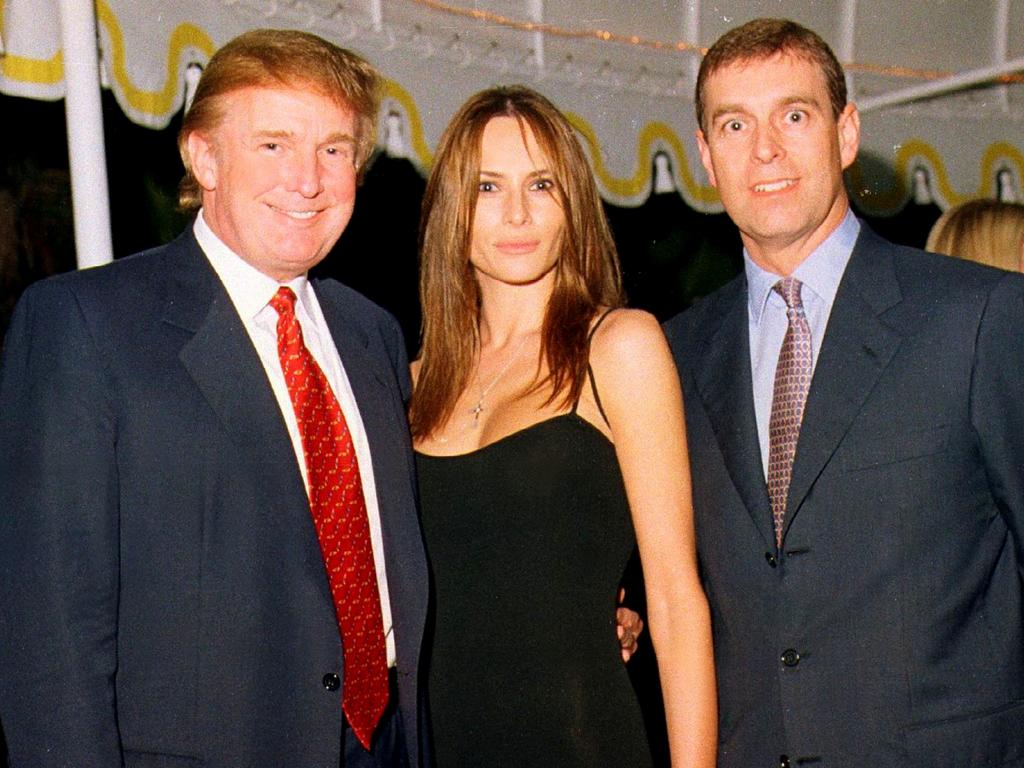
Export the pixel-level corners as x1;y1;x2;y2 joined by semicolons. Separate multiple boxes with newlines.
410;86;715;767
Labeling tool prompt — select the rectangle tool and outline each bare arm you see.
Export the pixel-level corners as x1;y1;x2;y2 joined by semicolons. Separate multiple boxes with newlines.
591;309;717;767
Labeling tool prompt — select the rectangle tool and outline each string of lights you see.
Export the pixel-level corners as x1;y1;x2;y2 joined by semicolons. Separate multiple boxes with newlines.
410;0;1024;85
410;0;705;53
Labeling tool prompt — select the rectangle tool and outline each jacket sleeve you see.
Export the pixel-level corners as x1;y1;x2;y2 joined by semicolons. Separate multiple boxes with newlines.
970;272;1024;572
0;279;124;766
381;308;412;405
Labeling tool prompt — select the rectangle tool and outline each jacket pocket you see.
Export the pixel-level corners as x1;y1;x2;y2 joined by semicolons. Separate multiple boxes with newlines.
907;698;1024;767
841;424;949;471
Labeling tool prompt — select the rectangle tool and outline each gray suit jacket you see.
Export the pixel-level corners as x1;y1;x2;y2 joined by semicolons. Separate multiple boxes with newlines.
665;225;1024;767
0;230;429;767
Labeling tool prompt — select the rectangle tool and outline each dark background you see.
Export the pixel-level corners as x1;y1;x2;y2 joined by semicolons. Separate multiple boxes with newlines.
0;90;939;765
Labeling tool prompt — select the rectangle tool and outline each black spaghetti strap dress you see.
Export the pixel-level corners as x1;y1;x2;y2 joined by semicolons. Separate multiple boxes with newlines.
415;314;653;767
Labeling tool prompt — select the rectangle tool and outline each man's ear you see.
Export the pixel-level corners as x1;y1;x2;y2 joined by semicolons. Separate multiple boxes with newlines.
695;129;718;188
186;131;218;191
837;103;861;172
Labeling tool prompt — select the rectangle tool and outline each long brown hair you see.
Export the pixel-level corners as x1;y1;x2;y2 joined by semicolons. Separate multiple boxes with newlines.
177;28;380;210
409;85;623;440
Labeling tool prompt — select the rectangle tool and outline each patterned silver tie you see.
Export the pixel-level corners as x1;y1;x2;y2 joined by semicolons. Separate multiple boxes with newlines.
766;277;813;547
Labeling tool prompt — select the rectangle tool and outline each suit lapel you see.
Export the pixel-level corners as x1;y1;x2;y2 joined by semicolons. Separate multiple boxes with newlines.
783;227;903;539
314;285;393;405
691;277;777;549
312;280;425;625
312;281;404;491
163;234;326;593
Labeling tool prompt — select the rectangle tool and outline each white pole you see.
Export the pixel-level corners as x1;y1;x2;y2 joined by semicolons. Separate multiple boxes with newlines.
683;0;701;88
58;0;114;269
838;0;857;100
369;0;383;33
993;0;1010;111
857;55;1024;113
528;0;544;71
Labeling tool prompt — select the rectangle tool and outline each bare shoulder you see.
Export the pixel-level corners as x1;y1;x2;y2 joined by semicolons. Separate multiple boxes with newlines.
409;357;422;386
584;308;684;443
589;308;671;368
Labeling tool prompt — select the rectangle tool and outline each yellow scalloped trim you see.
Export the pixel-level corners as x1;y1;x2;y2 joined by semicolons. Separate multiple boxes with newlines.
97;0;215;116
981;141;1024;195
3;0;1021;214
850;139;1024;210
0;0;64;85
382;78;434;168
0;48;63;85
566;112;719;205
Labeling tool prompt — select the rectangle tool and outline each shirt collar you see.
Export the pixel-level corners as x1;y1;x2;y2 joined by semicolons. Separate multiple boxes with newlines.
193;209;311;320
745;208;860;325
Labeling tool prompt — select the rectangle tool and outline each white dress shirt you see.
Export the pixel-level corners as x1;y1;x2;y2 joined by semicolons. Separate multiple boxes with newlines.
194;212;396;666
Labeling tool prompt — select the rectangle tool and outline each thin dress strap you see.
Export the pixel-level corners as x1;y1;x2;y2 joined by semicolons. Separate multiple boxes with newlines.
572;308;617;426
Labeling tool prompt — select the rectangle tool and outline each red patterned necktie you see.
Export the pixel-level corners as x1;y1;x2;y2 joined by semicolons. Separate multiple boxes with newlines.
270;287;388;750
766;277;813;548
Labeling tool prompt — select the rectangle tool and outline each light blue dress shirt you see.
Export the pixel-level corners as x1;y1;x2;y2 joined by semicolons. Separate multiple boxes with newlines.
746;209;861;478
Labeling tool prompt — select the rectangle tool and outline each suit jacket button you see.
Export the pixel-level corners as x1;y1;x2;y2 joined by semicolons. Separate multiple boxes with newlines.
781;648;801;667
322;673;341;691
765;552;778;568
779;756;791;768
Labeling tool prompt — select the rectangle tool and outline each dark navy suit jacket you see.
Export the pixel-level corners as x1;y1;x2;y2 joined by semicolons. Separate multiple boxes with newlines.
0;230;429;767
665;225;1024;767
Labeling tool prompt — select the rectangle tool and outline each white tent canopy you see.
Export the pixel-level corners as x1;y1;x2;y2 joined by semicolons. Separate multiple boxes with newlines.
2;0;1023;267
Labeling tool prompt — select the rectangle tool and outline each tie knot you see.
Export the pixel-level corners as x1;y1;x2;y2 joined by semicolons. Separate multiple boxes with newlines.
269;286;297;318
772;277;804;311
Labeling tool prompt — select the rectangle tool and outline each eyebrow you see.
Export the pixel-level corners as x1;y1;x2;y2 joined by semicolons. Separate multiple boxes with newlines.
253;129;293;140
323;132;357;146
251;129;356;145
478;168;551;178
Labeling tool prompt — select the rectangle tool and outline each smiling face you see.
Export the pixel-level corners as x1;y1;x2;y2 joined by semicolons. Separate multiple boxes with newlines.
696;52;860;275
186;85;359;281
468;116;566;292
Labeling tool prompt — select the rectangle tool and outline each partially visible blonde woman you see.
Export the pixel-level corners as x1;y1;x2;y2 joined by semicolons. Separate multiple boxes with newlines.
926;198;1024;272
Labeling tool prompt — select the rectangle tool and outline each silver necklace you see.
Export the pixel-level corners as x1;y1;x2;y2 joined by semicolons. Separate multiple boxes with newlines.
469;334;531;427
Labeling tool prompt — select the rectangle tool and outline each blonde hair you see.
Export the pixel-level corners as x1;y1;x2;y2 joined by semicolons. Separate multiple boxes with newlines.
177;29;380;210
409;85;623;440
926;199;1024;272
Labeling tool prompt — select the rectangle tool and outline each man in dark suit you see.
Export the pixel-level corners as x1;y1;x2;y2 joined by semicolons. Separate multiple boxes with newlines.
0;30;428;767
664;18;1024;767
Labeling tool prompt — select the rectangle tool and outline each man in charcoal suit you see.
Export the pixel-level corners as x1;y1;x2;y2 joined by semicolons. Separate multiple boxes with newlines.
664;17;1024;767
0;30;428;767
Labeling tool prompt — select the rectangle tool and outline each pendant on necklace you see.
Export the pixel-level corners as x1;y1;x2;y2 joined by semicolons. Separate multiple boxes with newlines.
469;332;530;431
470;401;484;426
